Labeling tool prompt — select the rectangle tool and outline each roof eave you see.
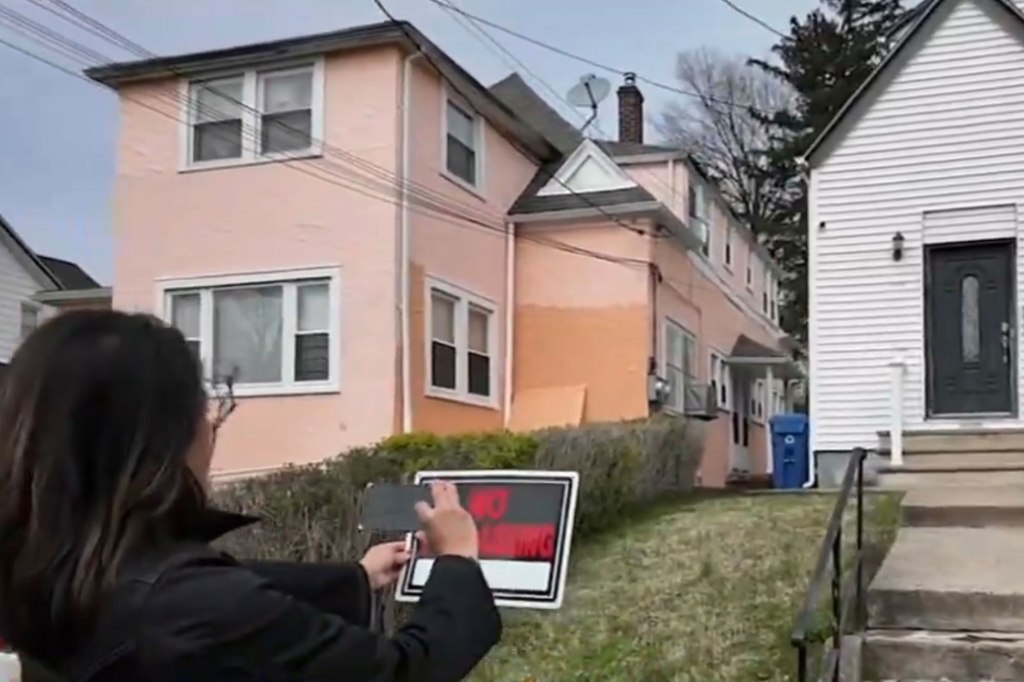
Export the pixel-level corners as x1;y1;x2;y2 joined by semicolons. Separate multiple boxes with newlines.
508;200;663;223
805;0;1024;167
33;287;113;304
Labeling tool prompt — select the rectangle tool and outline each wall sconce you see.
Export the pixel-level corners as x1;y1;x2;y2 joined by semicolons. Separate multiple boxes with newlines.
892;232;905;262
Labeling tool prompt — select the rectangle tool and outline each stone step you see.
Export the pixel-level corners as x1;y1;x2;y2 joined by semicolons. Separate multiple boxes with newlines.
869;527;1024;632
879;428;1024;454
902;487;1024;528
877;468;1024;489
863;629;1024;681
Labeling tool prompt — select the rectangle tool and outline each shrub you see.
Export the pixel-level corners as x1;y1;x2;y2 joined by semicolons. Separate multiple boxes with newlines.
214;416;704;569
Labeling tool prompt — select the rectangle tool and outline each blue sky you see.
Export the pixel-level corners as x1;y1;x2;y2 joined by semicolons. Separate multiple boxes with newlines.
0;0;819;284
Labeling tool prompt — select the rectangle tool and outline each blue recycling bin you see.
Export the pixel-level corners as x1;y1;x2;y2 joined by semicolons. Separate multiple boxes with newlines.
770;414;809;490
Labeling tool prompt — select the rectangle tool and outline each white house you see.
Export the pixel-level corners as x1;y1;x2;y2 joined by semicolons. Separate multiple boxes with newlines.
0;214;107;382
805;0;1024;464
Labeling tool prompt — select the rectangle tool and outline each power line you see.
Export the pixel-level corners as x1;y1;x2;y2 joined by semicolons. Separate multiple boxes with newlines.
715;0;788;38
0;17;654;274
0;3;756;304
423;0;764;113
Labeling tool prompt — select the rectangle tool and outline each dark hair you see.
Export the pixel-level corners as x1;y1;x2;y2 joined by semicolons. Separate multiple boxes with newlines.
0;309;208;657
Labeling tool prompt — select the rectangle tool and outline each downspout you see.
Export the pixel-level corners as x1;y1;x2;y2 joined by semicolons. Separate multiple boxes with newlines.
399;50;422;434
503;221;516;427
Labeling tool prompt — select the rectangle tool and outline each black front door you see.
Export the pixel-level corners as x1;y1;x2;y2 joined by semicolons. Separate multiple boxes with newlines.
927;241;1014;416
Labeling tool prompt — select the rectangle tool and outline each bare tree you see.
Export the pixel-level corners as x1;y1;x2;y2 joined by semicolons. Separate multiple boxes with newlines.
657;48;795;235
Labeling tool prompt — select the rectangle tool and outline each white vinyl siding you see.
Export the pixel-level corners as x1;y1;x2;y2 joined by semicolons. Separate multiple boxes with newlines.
809;0;1024;451
0;238;50;363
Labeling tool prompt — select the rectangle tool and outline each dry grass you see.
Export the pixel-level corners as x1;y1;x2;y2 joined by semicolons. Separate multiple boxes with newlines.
468;492;902;682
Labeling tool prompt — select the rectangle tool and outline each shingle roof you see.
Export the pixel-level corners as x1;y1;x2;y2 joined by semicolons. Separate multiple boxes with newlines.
38;256;100;289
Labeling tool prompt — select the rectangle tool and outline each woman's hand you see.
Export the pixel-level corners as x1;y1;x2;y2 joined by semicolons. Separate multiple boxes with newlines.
359;541;412;591
415;481;479;560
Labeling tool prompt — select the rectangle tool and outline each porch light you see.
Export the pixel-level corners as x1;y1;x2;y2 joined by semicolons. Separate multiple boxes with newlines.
892;232;905;262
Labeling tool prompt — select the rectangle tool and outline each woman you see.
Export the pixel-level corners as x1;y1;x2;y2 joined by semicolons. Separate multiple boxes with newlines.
0;309;500;681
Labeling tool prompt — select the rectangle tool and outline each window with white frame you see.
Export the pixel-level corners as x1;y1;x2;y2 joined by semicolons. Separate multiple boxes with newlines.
165;271;337;393
710;352;730;409
745;255;753;289
770;277;779;322
444;98;480;187
664;319;696;413
428;280;495;401
186;62;320;166
688;181;710;257
750;379;766;421
19;302;39;341
724;226;733;267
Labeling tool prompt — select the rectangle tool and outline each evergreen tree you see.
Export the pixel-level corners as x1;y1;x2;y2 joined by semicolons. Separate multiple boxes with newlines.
750;0;907;346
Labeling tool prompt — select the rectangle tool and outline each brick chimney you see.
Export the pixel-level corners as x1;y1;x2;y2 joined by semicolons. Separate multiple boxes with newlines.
617;72;644;144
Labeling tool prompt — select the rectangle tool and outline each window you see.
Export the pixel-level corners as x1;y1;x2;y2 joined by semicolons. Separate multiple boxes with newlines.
751;379;765;421
724;227;733;267
689;181;710;257
961;275;980;362
745;257;753;289
428;279;496;403
710;352;730;409
763;271;771;314
445;98;481;188
19;303;39;341
770;278;779;323
163;269;339;395
185;61;322;167
663;319;696;413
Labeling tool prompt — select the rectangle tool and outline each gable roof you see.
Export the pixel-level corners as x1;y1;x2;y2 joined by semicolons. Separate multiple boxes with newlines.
85;21;558;164
804;0;1024;166
38;256;100;289
0;213;59;290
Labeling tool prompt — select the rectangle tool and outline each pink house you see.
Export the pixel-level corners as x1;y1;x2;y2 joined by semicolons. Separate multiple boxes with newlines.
85;21;801;487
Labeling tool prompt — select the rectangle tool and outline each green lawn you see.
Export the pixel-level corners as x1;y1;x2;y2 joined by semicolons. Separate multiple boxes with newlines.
469;492;902;682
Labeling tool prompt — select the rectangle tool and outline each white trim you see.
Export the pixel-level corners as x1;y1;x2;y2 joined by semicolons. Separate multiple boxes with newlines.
661;317;696;414
535;139;638;197
424;275;499;409
709;348;731;411
441;89;486;198
178;57;325;172
156;265;341;397
19;301;41;341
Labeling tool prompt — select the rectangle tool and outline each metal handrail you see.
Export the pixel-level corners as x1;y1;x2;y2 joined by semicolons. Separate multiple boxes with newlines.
791;447;867;682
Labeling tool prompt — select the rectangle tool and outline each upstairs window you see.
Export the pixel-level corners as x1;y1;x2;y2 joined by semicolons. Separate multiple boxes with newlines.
763;271;770;314
724;227;733;267
688;181;710;257
445;98;481;188
186;61;322;168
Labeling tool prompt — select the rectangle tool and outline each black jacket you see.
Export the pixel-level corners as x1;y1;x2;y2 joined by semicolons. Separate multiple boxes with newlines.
20;509;502;682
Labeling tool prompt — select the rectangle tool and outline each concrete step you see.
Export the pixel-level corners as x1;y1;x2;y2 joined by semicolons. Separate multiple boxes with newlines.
878;468;1024;489
879;428;1024;454
869;527;1024;632
902;487;1024;528
896;451;1024;470
863;629;1024;681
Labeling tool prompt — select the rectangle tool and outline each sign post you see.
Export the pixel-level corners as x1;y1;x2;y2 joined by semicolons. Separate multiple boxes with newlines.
395;470;580;610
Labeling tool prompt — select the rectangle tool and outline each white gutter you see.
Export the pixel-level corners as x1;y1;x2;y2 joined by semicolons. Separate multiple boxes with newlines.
503;221;516;426
399;51;422;433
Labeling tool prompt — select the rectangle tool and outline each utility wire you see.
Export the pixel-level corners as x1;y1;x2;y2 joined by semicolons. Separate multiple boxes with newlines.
0;3;760;303
0;15;654;273
424;0;767;114
715;0;788;38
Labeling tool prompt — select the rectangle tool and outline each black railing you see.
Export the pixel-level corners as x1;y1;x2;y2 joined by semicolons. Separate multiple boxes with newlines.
791;447;868;682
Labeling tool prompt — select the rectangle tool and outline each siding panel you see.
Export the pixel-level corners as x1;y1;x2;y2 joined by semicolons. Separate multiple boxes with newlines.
810;0;1024;451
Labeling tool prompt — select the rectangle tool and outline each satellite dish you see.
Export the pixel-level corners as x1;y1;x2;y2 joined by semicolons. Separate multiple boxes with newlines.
565;74;611;135
566;73;611;109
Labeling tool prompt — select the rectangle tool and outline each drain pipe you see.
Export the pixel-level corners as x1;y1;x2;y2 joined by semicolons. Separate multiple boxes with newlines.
503;221;515;426
399;50;422;433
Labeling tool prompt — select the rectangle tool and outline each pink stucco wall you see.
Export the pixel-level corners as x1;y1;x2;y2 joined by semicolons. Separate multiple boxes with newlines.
405;62;539;433
111;46;405;476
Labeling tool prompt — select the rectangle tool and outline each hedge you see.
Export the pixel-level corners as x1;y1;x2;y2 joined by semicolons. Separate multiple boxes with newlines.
213;416;705;614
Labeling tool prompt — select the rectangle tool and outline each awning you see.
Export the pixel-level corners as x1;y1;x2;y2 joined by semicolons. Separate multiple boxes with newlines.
725;334;806;380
